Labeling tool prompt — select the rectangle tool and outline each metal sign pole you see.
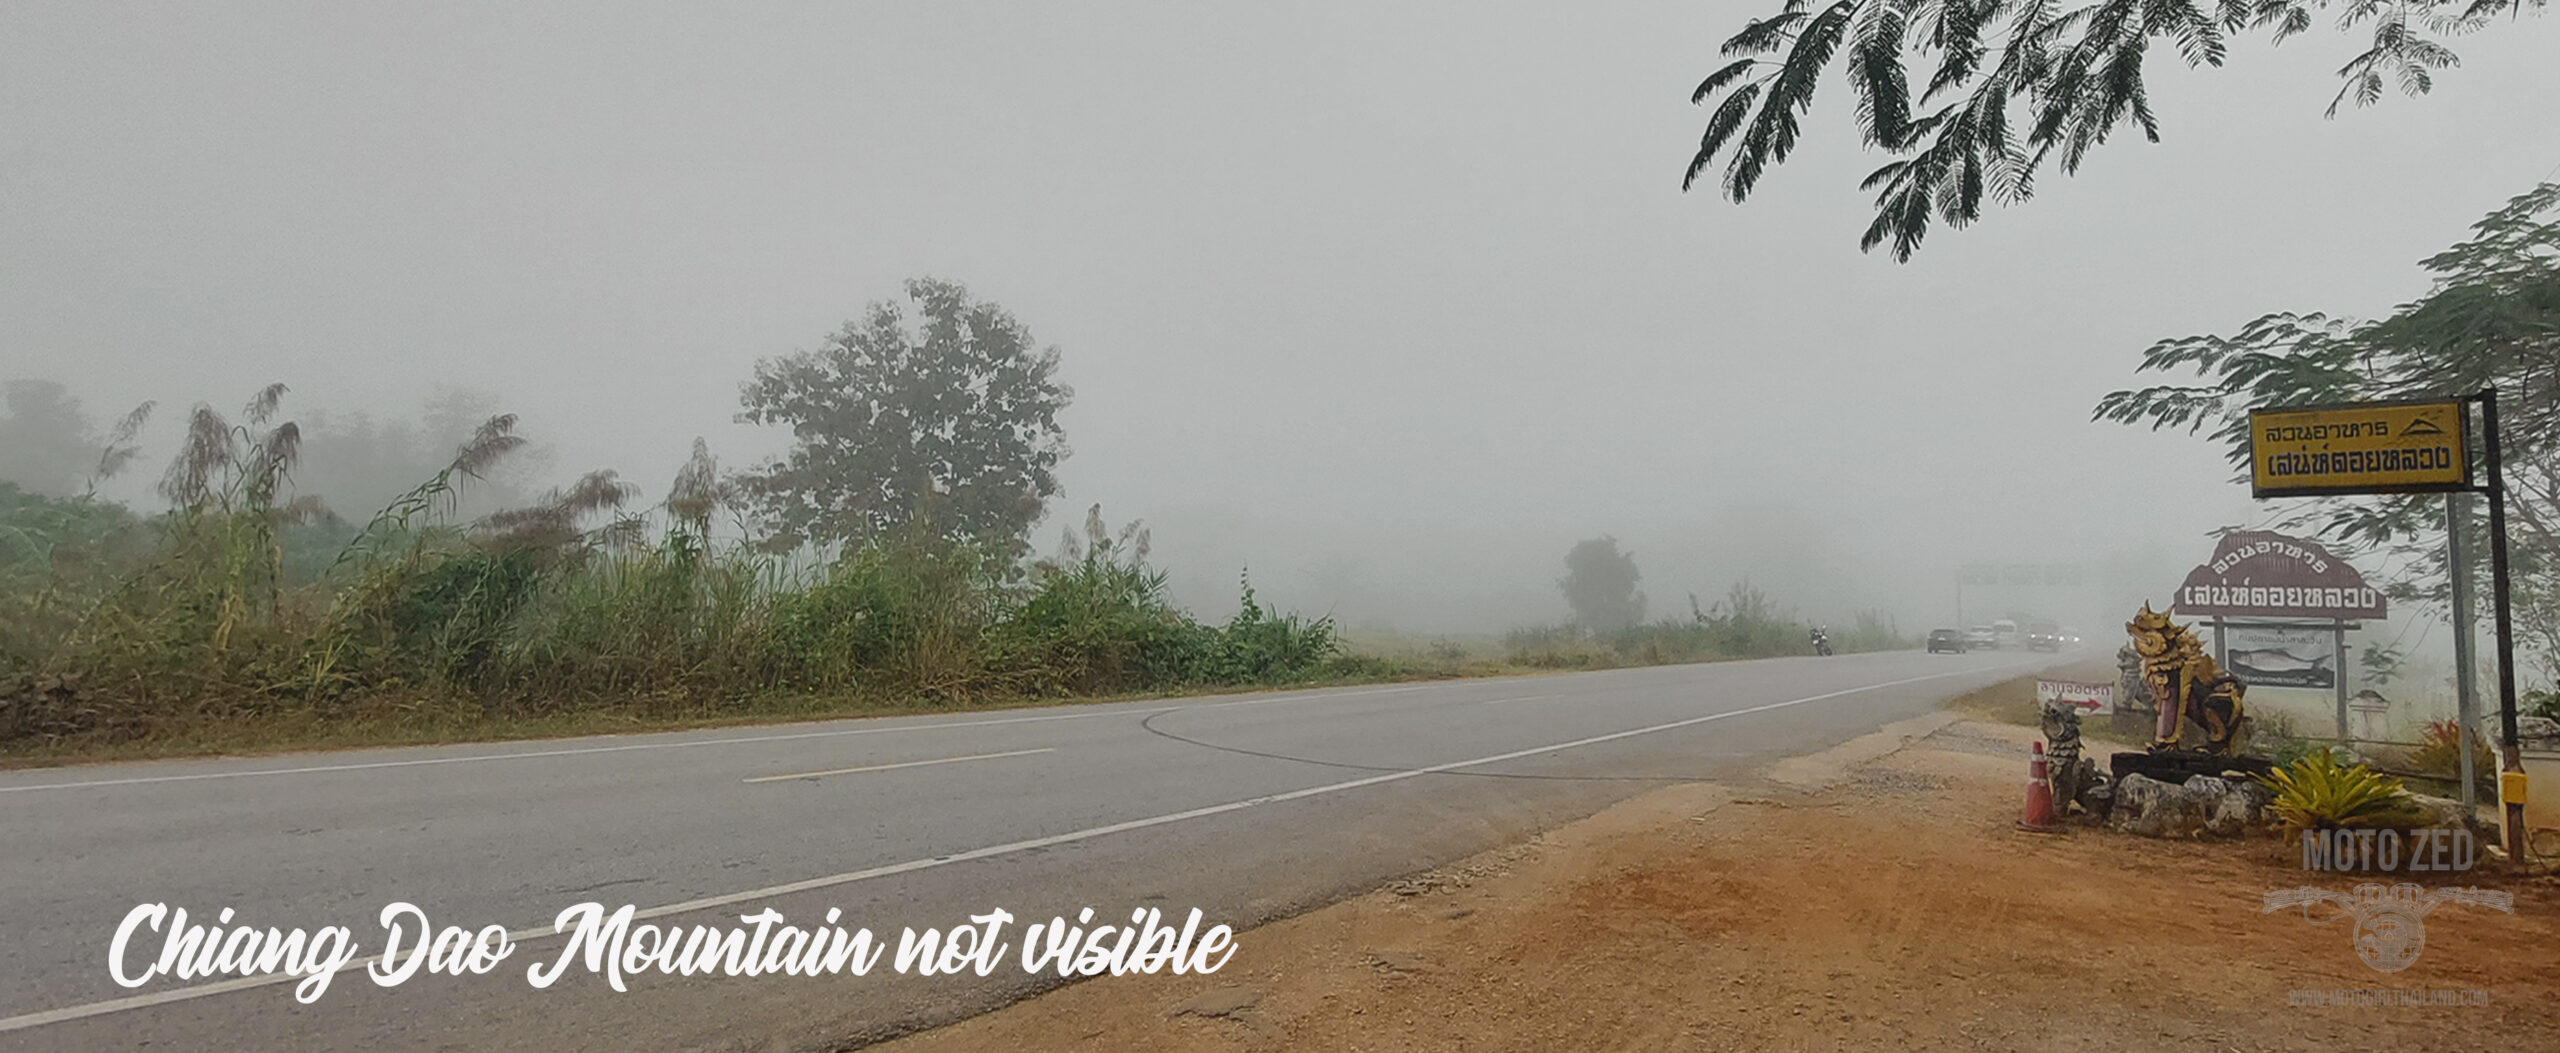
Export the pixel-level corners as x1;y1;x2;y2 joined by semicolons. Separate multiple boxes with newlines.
2449;491;2481;812
2333;621;2350;741
2478;389;2525;860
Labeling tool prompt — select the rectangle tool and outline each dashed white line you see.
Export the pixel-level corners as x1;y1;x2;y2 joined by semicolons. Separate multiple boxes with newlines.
742;747;1054;783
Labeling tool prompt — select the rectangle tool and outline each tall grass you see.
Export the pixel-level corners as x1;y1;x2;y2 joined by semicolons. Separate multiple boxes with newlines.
0;396;1345;751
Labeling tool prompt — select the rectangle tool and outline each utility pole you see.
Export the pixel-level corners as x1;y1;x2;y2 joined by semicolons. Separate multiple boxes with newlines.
2449;491;2481;812
2479;390;2526;862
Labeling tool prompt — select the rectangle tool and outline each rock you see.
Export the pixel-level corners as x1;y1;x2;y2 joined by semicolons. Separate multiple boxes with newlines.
2108;772;2265;838
2202;776;2273;836
2404;793;2480;834
1170;987;1258;1019
2110;773;2209;838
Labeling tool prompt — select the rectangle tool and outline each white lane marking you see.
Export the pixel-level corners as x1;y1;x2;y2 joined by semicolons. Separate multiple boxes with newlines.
0;660;2030;1034
0;684;1448;795
742;748;1054;784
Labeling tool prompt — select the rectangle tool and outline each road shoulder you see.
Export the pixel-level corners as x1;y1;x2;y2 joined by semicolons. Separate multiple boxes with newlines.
868;703;2560;1052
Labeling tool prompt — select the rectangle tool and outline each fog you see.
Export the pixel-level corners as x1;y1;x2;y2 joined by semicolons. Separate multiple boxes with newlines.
7;2;2556;647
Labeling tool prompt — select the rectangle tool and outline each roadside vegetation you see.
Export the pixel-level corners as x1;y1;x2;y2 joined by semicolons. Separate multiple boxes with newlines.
1504;582;1906;669
0;432;1353;760
0;281;1910;763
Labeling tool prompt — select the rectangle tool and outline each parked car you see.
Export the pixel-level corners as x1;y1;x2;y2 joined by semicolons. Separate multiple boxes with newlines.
1964;626;1998;650
1927;628;1968;654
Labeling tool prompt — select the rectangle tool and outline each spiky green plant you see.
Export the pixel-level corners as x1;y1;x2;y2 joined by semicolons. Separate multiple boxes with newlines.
2259;752;2430;841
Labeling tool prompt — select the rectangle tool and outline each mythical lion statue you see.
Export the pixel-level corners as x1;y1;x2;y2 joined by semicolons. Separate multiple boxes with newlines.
2127;604;2246;754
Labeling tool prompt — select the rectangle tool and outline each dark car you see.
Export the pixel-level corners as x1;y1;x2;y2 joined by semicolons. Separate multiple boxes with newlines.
2026;631;2062;652
1927;628;1967;654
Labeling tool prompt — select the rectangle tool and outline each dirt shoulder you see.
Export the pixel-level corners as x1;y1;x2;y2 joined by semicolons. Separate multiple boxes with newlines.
871;693;2560;1052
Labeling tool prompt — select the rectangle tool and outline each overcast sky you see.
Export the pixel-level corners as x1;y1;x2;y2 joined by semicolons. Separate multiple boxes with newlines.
6;2;2556;638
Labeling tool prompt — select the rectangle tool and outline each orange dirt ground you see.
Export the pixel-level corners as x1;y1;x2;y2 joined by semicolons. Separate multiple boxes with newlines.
871;717;2560;1052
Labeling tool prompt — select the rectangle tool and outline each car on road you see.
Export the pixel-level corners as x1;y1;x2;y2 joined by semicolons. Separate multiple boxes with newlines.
2025;631;2062;652
1964;626;1998;650
1927;628;1967;654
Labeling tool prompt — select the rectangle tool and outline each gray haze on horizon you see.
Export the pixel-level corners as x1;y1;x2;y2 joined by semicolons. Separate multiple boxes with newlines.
6;1;2556;648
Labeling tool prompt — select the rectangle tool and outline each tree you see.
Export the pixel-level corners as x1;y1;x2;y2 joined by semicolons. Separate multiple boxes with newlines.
1561;536;1648;632
737;278;1073;555
0;380;102;497
2093;182;2559;683
295;387;546;524
1684;0;2549;260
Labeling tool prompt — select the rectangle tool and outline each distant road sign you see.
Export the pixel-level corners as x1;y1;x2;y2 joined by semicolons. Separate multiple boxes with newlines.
2250;399;2470;497
1958;563;2082;587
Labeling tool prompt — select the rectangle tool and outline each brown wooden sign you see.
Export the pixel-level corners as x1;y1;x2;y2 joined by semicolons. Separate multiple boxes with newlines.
2170;531;2386;621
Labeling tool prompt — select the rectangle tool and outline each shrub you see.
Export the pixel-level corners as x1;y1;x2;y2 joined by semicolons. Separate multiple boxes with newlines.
2259;752;2430;841
2409;717;2495;797
2529;688;2560;724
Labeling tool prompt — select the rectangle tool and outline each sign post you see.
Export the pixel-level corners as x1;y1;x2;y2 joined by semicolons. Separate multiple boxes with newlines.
2449;492;2481;812
2246;391;2522;860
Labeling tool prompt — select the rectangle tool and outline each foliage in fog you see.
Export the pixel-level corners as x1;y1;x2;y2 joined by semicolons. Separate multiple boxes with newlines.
737;278;1072;556
295;388;547;524
2096;182;2559;685
1560;536;1646;633
0;379;152;498
1508;580;1906;667
0;375;1337;749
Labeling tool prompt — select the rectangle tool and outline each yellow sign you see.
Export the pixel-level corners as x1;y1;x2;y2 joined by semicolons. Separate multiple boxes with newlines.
2250;400;2471;497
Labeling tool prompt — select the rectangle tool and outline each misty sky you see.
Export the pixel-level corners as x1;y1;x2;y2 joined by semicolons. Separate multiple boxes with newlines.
7;2;2557;641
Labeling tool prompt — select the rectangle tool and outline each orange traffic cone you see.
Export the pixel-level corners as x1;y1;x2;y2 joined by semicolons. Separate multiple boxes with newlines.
2016;740;2063;833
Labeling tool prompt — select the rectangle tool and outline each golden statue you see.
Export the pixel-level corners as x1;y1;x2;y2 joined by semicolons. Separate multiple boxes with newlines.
2126;604;2246;754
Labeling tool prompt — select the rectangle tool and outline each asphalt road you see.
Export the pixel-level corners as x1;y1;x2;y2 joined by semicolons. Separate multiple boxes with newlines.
0;649;2061;1051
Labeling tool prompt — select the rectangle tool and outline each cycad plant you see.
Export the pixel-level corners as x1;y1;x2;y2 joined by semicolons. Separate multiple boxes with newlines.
2259;751;2429;841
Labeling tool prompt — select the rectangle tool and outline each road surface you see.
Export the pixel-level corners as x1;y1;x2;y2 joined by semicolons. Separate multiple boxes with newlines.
0;649;2059;1050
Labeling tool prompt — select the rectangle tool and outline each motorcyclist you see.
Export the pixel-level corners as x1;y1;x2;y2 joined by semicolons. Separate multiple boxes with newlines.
1810;625;1833;657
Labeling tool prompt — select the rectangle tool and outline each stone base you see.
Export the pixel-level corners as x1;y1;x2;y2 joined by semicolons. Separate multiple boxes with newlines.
2109;750;2276;785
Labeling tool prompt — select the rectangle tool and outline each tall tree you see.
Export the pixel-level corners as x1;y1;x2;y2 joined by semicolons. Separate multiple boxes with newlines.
1684;0;2549;260
737;278;1073;554
1562;536;1648;632
0;379;100;497
2094;182;2559;682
